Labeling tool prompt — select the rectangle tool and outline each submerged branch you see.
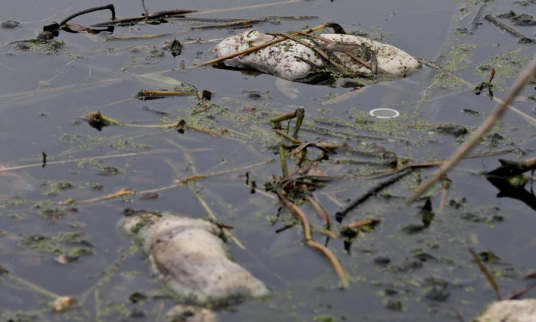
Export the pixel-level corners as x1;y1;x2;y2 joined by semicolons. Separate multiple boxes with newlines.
336;168;415;222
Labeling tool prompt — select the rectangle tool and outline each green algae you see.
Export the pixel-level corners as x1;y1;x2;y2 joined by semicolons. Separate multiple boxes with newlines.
18;232;93;259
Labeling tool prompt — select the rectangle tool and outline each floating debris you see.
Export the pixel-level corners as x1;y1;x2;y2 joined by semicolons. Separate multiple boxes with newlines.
163;38;183;57
122;212;269;304
1;20;20;29
212;29;420;85
484;14;535;43
52;296;76;312
369;108;400;119
497;11;536;26
166;305;216;322
475;299;536;322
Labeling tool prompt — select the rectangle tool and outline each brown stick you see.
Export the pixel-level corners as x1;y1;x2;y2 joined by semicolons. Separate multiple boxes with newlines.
277;190;311;240
347;219;380;229
307;240;349;289
274;129;301;143
277;190;348;288
469;248;502;301
337;168;415;222
306;195;331;227
438;179;450;211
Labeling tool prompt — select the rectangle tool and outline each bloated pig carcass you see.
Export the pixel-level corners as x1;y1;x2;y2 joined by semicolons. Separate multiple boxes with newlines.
123;212;269;304
212;30;420;85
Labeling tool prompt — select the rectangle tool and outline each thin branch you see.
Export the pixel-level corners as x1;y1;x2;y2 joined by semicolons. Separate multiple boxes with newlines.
337;168;415;222
469;248;502;301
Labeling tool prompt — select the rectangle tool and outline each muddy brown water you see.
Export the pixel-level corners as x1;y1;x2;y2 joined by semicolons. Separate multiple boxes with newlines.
1;0;536;321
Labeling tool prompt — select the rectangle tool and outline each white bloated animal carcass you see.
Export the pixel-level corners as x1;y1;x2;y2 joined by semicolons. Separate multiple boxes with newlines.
212;30;420;85
123;212;269;304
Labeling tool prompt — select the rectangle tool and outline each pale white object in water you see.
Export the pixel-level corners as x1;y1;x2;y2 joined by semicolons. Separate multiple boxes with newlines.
475;299;536;322
212;30;420;83
123;212;269;303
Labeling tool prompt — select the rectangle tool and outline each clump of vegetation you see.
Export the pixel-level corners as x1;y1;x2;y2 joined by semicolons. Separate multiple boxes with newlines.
18;232;93;261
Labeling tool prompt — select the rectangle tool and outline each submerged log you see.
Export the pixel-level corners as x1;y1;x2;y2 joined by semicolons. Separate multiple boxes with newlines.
212;30;420;84
122;212;269;304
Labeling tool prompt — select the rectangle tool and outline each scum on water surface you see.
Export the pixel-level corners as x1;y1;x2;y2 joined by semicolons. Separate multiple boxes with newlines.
1;0;536;321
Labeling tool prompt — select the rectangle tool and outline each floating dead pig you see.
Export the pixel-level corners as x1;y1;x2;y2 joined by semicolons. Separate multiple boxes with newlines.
211;29;420;87
122;212;269;304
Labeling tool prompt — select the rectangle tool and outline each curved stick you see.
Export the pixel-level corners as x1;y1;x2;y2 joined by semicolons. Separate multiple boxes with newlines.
60;4;115;26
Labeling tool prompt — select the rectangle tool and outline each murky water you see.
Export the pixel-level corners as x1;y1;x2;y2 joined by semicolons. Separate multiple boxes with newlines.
1;0;536;321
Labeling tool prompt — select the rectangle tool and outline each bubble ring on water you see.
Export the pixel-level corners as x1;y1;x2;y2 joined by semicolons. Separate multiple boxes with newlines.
369;108;400;119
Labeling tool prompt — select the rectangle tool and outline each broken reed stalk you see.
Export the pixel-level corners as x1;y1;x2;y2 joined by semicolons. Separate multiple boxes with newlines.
189;16;317;30
337;168;415;222
292;107;305;139
270;109;301;123
141;0;149;18
0;151;142;174
408;55;536;202
277;190;311;240
6;271;61;299
363;148;521;178
279;144;289;179
191;188;246;250
79;158;274;202
307;240;349;289
438;179;450;211
198;23;345;67
484;14;532;41
59;4;116;26
469;248;502;301
188;0;302;17
137;90;195;99
275;129;301;143
276;190;348;288
506;283;536;300
94;288;101;319
306;195;331;227
78;249;135;305
87;111;223;137
91;9;196;27
347;219;379;229
81;188;135;204
191;19;259;30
